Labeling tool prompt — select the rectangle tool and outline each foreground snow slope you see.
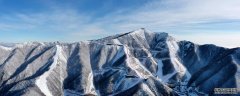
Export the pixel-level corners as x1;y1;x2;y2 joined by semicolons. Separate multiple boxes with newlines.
0;28;239;96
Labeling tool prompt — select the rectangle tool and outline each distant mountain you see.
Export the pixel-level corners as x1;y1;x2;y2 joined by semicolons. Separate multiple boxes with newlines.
0;28;239;96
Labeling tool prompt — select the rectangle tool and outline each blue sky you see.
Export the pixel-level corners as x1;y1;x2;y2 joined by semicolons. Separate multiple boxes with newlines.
0;0;240;48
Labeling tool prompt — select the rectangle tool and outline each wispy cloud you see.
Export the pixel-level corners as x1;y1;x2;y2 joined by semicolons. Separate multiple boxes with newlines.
0;0;240;47
0;9;109;41
99;0;240;31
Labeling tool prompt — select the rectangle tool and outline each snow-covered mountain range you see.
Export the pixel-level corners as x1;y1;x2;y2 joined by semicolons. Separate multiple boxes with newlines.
0;28;239;96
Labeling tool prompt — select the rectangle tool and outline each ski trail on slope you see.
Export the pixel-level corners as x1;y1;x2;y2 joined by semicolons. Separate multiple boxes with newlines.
166;38;191;81
35;45;65;96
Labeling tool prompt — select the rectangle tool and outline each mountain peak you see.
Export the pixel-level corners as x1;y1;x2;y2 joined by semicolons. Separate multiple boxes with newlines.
131;28;146;33
0;29;239;96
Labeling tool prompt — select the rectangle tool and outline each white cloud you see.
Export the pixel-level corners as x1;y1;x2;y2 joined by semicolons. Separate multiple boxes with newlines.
0;9;108;41
101;0;240;30
0;0;240;47
172;31;240;48
96;0;240;47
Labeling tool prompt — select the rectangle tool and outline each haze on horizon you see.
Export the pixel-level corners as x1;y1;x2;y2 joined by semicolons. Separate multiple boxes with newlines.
0;0;240;48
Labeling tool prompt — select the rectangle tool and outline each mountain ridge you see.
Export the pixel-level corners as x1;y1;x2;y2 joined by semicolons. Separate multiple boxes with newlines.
0;28;239;96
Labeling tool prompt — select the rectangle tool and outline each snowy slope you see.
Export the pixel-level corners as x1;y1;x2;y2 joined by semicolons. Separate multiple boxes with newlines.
0;28;239;96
